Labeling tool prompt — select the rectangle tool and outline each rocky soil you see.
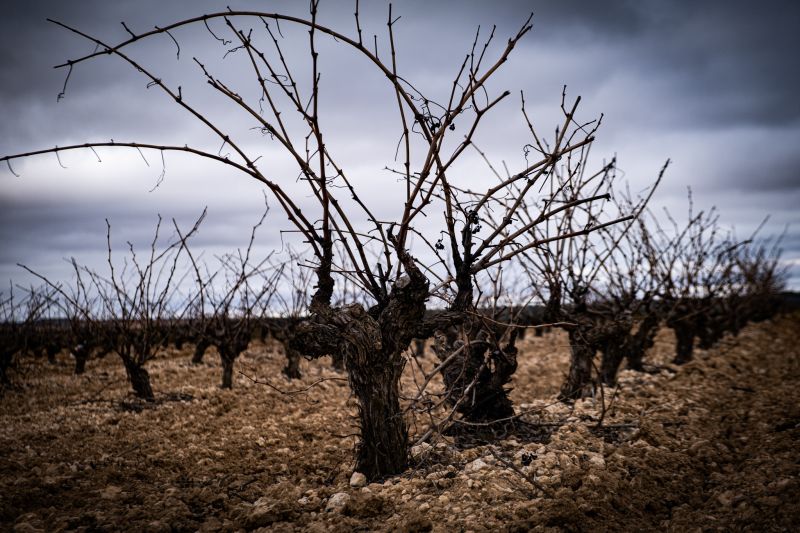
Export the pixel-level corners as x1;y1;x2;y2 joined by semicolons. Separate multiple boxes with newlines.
1;313;799;532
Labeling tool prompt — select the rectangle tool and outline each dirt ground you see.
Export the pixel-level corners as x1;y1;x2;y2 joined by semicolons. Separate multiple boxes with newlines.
1;313;799;532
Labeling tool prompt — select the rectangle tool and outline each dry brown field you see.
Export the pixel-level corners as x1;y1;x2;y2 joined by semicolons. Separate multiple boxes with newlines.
2;314;799;532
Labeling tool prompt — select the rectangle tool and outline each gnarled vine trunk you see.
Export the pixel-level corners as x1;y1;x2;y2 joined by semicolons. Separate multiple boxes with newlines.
0;343;16;387
432;319;518;423
667;299;700;365
599;333;629;386
272;320;303;380
192;338;210;365
671;321;696;365
216;332;249;389
46;343;59;364
122;356;155;401
344;312;408;479
597;315;636;385
292;304;409;480
72;343;90;375
560;326;597;401
220;357;234;389
282;345;302;380
289;265;428;481
625;313;660;372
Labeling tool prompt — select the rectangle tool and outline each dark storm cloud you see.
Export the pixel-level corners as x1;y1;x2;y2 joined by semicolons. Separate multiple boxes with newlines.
437;0;800;129
724;147;800;194
617;1;800;129
0;193;284;290
2;1;799;289
0;2;267;147
6;1;798;133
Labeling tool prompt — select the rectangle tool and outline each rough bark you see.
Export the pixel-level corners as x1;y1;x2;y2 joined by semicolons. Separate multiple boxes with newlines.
344;307;408;480
292;304;408;480
192;338;210;365
220;356;234;389
72;343;89;375
0;346;15;387
667;299;700;365
258;322;269;343
599;335;628;386
46;344;59;364
123;357;155;401
173;329;187;350
270;318;303;380
289;266;428;481
432;319;518;423
597;314;638;385
271;321;304;380
74;355;87;375
215;327;249;389
626;313;660;372
282;345;302;380
559;326;597;401
428;252;521;424
329;352;345;371
412;338;425;358
671;321;696;365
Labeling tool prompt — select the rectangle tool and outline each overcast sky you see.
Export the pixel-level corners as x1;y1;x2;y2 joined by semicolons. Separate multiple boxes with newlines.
1;0;799;295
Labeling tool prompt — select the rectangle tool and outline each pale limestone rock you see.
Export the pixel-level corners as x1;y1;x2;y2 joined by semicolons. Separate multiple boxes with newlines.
325;492;351;513
349;471;367;488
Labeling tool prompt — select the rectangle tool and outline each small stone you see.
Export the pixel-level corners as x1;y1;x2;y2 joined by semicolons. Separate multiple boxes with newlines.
540;452;559;469
418;502;430;512
198;517;222;532
350;472;367;488
411;442;433;458
558;453;575;469
772;478;792;491
465;458;489;473
584;452;605;469
100;485;122;500
325;492;351;513
717;491;734;507
244;499;295;529
438;494;450;505
755;495;782;508
145;520;170;533
688;439;710;456
13;524;42;533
